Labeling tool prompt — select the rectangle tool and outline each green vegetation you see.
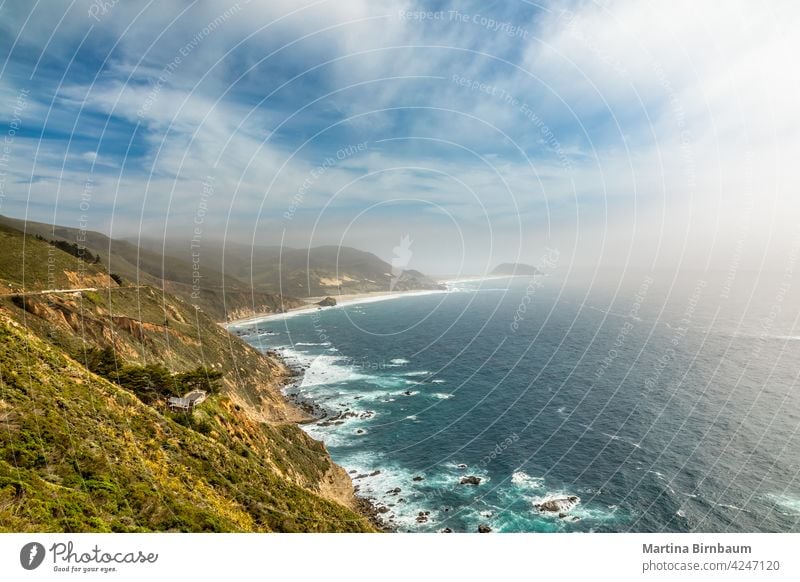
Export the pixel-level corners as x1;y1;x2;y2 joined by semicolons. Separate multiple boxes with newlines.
34;234;101;264
0;314;373;532
81;346;224;406
0;223;110;292
0;214;302;321
0;219;375;533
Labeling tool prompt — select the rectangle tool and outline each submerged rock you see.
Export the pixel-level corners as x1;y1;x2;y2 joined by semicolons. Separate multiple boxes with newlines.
412;476;424;481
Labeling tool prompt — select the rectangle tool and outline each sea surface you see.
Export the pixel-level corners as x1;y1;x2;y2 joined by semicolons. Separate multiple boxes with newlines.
232;274;800;532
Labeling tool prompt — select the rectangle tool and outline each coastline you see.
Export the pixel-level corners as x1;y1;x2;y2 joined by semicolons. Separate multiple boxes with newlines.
218;280;504;531
223;287;450;328
275;344;394;532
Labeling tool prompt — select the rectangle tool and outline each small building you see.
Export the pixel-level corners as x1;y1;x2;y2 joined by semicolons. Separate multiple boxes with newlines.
167;390;208;411
185;390;208;406
167;397;193;411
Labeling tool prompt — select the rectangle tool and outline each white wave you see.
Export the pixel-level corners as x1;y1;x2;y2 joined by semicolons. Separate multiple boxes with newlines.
294;342;331;346
431;379;446;384
402;370;431;377
432;393;454;399
767;494;800;514
389;358;410;365
293;353;372;388
511;471;544;489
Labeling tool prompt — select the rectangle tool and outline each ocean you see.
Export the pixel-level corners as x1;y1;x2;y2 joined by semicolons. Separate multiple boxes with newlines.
232;274;800;532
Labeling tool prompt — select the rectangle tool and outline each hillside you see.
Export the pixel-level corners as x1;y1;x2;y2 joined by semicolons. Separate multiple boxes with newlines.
490;262;541;277
0;215;304;321
0;222;375;532
140;238;445;298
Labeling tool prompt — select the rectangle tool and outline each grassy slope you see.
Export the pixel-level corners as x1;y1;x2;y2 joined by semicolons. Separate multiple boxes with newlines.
147;239;445;298
0;216;304;321
0;311;372;532
0;221;374;532
0;223;114;292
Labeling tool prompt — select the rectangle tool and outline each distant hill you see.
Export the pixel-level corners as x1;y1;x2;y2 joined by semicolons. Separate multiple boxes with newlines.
137;238;445;298
490;262;541;277
0;221;374;532
0;215;303;321
0;214;443;318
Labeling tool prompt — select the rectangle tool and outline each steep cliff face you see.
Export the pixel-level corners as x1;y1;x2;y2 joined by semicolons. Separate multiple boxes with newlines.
0;223;373;532
0;311;372;532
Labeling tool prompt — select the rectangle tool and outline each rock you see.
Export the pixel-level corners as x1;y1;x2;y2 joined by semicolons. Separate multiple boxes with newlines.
317;296;337;307
386;487;401;495
412;476;424;481
441;528;453;533
535;495;581;514
403;390;413;396
460;475;482;485
355;429;365;434
416;515;428;523
355;473;368;479
457;463;468;469
348;470;357;474
369;470;381;476
478;524;492;533
377;506;390;514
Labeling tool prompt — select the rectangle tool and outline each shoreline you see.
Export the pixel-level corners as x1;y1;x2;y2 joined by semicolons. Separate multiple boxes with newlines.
276;348;395;532
223;287;450;328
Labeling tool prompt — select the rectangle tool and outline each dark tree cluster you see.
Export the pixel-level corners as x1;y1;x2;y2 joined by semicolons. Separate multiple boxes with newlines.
35;234;101;264
80;346;223;405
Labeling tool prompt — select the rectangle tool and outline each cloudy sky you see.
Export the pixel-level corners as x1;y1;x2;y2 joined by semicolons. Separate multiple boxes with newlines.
1;0;798;276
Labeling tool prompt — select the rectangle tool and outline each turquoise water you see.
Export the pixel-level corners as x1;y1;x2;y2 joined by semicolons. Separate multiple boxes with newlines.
233;276;800;532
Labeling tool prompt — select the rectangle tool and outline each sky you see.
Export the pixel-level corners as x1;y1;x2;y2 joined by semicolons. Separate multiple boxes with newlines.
0;0;799;277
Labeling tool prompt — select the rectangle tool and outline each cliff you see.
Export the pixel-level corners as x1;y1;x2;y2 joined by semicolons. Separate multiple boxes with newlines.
0;222;374;532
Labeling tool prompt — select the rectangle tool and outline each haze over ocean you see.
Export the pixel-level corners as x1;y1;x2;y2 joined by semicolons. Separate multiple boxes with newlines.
235;274;800;532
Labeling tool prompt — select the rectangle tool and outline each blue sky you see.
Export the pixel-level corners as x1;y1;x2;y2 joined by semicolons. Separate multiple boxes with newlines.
1;0;798;274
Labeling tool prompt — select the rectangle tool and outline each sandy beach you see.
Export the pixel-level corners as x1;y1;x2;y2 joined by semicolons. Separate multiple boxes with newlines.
224;287;450;327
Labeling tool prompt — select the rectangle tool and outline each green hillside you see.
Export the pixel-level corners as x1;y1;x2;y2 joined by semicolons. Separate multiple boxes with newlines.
0;312;372;532
140;238;445;297
0;221;375;532
0;215;303;321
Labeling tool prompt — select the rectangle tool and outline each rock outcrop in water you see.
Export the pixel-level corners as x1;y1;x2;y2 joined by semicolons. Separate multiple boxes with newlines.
534;495;581;514
460;475;482;485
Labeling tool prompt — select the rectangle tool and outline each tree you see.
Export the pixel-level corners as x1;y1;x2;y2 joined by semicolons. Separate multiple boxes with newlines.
83;346;118;378
115;363;176;404
176;367;224;395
